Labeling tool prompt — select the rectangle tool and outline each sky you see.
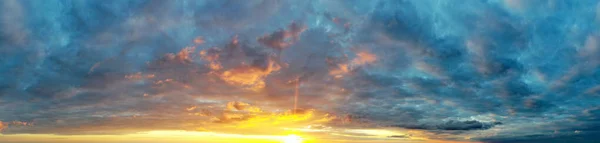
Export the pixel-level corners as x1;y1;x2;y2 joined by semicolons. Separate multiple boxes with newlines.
1;0;600;143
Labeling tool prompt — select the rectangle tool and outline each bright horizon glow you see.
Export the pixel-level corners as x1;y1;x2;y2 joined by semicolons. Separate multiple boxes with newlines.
0;130;478;143
0;130;477;143
0;130;286;143
283;134;303;143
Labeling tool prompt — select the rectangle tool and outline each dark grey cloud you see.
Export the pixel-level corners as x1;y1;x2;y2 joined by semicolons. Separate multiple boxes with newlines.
394;120;502;131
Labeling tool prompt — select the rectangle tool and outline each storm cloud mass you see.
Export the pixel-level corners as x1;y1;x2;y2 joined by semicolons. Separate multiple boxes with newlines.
1;0;600;142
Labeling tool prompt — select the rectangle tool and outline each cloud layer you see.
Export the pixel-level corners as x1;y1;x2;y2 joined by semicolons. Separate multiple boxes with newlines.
1;0;600;142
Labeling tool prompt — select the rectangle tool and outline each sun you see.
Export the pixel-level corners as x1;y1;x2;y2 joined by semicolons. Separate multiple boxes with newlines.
282;134;303;143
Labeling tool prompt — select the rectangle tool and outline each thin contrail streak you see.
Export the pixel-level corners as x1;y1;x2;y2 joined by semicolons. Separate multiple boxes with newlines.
293;79;299;114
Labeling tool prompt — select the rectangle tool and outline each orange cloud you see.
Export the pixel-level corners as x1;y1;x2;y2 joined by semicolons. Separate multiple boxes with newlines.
189;109;212;117
198;44;282;91
10;121;32;126
199;101;338;135
329;63;350;78
226;101;262;113
351;51;377;65
218;58;280;91
194;36;205;45
213;108;336;131
199;48;222;70
0;121;4;131
186;106;197;111
176;47;196;63
0;121;32;132
153;78;173;85
125;72;155;80
329;51;377;77
234;109;335;128
157;46;197;65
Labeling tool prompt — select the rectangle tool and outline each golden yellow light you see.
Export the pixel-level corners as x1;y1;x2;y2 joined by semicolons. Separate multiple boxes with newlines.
282;134;303;143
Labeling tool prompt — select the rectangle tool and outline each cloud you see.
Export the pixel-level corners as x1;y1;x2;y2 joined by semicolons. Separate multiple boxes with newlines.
226;101;262;113
328;50;378;77
1;0;600;143
0;121;32;133
217;58;281;91
437;120;502;131
394;120;502;131
0;121;4;131
258;22;307;50
387;135;410;138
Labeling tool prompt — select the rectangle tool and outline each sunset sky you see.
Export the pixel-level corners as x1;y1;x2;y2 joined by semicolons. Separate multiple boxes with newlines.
1;0;600;143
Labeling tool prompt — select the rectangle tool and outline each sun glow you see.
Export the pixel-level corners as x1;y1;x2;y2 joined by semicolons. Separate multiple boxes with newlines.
283;135;303;143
